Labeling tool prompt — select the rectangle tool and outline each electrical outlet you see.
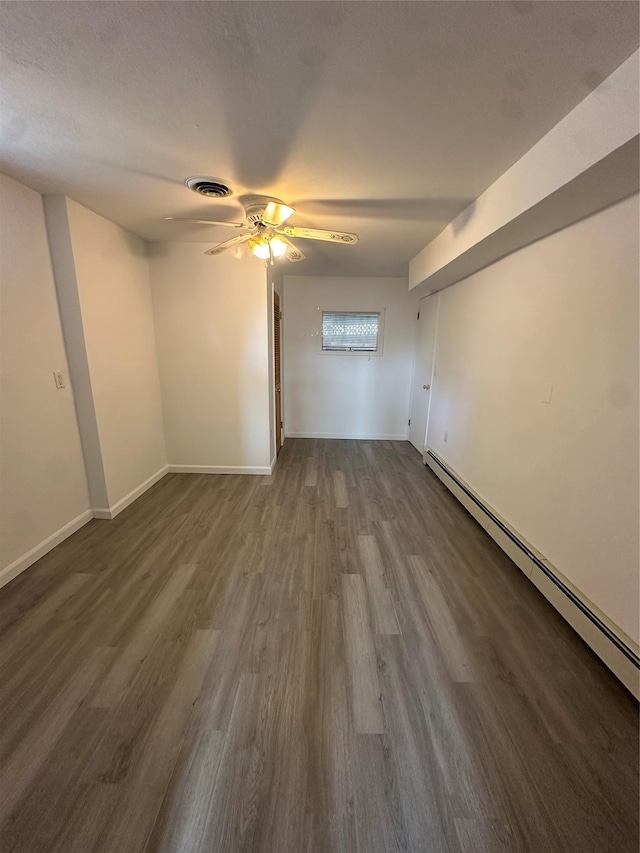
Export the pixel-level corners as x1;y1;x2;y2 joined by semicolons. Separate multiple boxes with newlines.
444;431;448;442
53;370;65;389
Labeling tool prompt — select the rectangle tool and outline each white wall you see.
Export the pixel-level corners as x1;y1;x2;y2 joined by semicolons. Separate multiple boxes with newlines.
283;276;418;439
426;195;639;644
150;244;272;473
0;175;91;584
46;198;167;513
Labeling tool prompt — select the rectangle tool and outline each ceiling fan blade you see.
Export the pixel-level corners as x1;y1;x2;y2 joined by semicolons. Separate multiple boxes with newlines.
261;202;295;227
165;216;247;228
204;234;252;256
279;226;358;244
282;238;305;263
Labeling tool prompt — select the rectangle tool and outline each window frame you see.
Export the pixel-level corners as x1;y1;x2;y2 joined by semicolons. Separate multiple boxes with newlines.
318;308;385;357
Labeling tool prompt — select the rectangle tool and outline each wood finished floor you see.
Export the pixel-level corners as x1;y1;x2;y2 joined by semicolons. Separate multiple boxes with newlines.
0;439;637;853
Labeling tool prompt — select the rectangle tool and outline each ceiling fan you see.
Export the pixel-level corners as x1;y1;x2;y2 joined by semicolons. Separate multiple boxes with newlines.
165;195;358;263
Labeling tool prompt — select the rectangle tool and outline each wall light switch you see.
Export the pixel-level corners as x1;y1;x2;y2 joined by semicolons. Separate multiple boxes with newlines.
542;384;553;404
53;370;65;389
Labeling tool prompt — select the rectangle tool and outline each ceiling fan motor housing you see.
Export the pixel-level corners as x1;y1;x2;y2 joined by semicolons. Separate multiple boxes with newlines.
241;195;284;226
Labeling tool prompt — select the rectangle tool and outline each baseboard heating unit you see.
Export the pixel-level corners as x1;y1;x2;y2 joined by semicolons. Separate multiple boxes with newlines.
424;448;639;700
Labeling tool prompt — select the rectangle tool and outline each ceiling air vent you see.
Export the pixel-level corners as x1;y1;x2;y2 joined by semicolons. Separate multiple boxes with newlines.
184;176;233;198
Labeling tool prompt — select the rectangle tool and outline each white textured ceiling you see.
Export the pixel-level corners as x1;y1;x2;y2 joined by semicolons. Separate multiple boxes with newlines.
1;1;638;276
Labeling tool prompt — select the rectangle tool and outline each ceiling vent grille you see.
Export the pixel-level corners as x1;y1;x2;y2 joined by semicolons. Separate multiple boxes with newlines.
185;176;233;198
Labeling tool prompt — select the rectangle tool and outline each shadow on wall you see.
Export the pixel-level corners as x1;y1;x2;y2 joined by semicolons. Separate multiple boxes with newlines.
120;227;150;260
451;198;478;236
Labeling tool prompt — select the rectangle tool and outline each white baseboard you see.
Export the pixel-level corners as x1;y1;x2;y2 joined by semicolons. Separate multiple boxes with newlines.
424;448;640;699
285;432;408;440
92;465;169;520
0;509;93;590
168;464;273;475
269;455;277;473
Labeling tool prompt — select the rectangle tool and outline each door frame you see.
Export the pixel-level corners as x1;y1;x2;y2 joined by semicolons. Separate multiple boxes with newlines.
408;292;440;453
274;290;282;455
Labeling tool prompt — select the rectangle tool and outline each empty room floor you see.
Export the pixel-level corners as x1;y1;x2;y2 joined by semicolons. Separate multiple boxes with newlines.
0;439;637;853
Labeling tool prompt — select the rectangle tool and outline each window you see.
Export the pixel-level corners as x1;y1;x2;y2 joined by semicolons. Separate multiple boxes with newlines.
321;311;381;353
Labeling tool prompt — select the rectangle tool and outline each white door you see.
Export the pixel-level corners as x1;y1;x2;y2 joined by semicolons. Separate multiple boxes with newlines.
409;293;439;452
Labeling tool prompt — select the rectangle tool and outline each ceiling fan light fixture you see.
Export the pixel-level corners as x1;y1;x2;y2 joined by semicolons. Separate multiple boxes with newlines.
273;204;295;224
247;233;289;260
269;236;288;257
247;235;271;259
260;201;295;227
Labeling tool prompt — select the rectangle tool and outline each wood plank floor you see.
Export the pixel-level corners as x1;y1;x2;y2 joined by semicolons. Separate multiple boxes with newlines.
0;439;637;853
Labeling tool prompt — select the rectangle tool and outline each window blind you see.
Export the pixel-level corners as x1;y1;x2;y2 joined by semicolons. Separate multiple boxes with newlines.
322;311;380;351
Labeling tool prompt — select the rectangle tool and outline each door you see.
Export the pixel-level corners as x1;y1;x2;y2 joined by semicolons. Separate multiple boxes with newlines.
274;291;282;454
409;293;439;452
